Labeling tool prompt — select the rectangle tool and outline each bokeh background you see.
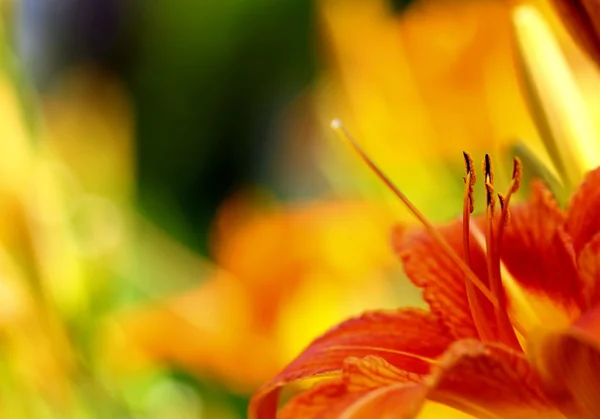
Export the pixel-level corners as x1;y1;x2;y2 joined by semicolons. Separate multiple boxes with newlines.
2;0;600;417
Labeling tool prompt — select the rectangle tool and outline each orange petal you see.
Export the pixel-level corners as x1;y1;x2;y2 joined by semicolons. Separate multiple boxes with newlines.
578;232;600;309
248;309;452;419
430;339;559;418
335;383;428;419
342;355;424;392
528;303;600;418
278;379;359;419
498;180;583;330
279;378;428;419
393;223;495;339
279;340;559;419
566;167;600;253
280;355;429;419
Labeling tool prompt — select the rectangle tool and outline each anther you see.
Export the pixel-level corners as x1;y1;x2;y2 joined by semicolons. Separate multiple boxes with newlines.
483;154;496;217
463;152;476;214
500;158;522;226
510;157;523;193
484;154;494;185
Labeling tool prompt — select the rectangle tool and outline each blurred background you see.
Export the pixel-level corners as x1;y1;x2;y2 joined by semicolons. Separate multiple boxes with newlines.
1;0;599;417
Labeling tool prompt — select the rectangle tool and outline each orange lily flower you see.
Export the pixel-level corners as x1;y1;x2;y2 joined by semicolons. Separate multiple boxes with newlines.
249;3;600;416
249;144;600;418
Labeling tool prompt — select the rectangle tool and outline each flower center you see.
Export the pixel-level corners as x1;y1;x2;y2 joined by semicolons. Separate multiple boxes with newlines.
332;119;522;349
462;152;521;349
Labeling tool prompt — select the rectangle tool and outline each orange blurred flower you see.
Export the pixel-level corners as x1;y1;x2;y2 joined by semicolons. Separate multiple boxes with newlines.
111;194;419;392
249;155;600;418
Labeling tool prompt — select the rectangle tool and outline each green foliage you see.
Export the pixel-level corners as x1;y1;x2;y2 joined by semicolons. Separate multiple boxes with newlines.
128;0;316;254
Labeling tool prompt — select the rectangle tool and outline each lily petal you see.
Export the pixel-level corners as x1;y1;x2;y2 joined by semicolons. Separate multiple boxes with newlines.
566;167;600;253
498;180;583;332
279;378;428;419
529;303;600;419
343;355;423;392
248;309;452;419
280;356;428;419
278;379;359;419
578;232;600;309
393;223;495;339
279;339;560;419
282;354;443;419
431;339;560;419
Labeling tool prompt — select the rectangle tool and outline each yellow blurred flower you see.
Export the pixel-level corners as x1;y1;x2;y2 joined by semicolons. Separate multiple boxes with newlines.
314;0;600;217
0;61;235;416
0;61;141;415
511;1;600;197
108;193;420;392
316;0;536;214
42;68;135;203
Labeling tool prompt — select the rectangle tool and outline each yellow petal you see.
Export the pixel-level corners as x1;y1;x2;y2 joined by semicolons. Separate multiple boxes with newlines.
511;4;600;191
417;402;476;419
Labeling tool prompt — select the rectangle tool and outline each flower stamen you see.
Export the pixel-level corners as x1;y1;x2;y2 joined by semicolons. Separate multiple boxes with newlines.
499;157;523;228
331;119;497;307
463;152;496;341
483;155;521;350
495;159;526;342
